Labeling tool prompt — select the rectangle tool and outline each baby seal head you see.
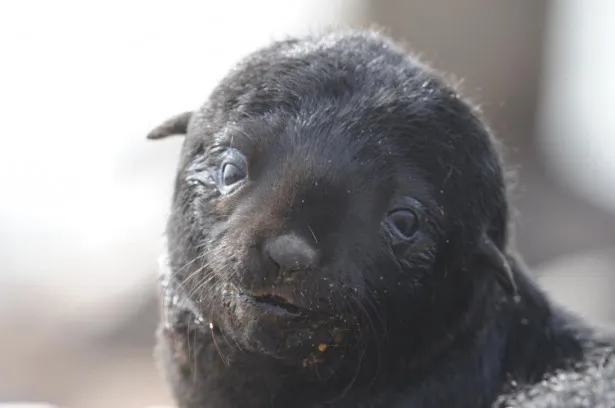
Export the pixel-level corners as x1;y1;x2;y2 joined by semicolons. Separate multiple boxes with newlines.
150;31;514;368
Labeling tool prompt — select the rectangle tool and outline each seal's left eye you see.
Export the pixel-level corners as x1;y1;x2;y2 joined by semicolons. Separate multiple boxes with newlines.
386;209;419;240
221;162;246;186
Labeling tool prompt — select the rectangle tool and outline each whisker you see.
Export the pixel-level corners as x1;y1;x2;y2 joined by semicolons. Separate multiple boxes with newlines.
212;289;244;362
355;287;386;391
307;223;318;244
210;320;230;366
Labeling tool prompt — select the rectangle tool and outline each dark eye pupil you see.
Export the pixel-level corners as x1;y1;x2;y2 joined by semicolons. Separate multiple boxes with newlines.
389;210;418;239
222;163;245;186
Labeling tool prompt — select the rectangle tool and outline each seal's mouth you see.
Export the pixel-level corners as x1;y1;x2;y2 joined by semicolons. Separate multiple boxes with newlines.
222;284;336;321
215;282;358;363
238;292;303;317
250;293;302;314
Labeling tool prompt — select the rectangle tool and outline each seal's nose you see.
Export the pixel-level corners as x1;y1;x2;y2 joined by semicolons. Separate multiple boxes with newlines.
264;233;320;273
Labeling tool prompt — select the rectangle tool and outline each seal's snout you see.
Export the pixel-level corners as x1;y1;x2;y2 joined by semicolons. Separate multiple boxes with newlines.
264;232;321;275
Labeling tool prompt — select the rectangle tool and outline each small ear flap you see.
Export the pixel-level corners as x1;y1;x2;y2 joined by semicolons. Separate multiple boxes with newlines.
477;235;518;297
146;111;193;140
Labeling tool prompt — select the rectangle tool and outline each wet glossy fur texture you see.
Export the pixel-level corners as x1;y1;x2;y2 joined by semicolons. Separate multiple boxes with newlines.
149;30;615;407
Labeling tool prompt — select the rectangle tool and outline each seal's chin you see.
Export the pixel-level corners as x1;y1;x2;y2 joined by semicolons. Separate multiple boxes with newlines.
218;284;355;364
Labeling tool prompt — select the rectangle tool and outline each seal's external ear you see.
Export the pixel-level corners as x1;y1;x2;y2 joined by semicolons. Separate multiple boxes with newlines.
477;234;518;297
147;111;193;140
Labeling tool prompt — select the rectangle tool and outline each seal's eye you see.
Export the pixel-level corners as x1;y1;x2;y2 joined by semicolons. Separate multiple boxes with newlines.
386;209;419;240
221;162;246;186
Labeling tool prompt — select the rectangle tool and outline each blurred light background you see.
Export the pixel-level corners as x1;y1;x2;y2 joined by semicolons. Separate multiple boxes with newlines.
0;1;613;407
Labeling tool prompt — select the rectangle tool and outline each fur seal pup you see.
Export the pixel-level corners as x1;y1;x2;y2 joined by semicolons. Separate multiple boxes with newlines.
148;30;615;407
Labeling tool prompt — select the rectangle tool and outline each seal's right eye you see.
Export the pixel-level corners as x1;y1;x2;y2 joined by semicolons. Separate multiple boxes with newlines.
217;148;248;194
222;162;246;186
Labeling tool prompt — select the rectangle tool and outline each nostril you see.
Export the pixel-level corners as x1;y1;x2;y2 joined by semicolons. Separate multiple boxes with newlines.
264;233;320;272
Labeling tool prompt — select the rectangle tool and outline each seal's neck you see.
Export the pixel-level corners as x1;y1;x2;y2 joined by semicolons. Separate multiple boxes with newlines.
360;259;587;407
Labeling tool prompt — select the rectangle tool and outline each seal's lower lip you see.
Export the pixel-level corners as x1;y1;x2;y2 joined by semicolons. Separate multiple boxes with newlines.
238;293;303;317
